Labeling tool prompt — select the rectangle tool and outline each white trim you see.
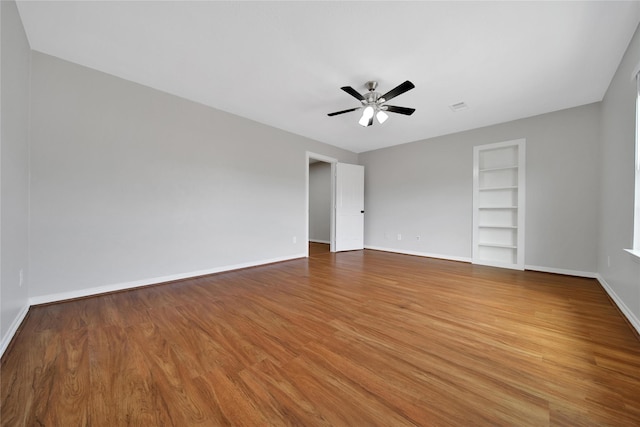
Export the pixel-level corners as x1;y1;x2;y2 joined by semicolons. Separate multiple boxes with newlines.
306;152;337;256
473;138;526;152
0;303;30;358
597;274;640;336
524;264;597;278
309;239;330;244
624;248;640;263
472;138;526;270
365;245;472;263
29;253;305;306
474;259;525;271
636;75;640;172
634;79;640;249
365;246;600;278
631;59;640;82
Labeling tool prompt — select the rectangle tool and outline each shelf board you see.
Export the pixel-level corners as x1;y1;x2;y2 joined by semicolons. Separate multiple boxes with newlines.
473;140;525;270
478;186;518;191
479;165;518;172
478;243;517;249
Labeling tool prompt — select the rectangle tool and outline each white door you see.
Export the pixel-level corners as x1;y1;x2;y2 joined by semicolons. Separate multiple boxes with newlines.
335;163;365;252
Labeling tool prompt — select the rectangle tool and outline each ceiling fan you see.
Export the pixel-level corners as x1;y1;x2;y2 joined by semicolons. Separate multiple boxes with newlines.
327;80;416;127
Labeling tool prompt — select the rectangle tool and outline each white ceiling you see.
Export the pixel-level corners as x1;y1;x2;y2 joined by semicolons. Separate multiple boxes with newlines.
15;1;640;153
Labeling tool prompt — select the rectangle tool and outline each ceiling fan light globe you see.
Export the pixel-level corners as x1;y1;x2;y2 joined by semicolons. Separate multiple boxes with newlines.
376;110;389;124
359;106;375;126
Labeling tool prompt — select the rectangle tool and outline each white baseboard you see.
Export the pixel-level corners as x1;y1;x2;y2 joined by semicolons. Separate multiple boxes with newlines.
0;303;30;358
365;245;472;263
309;239;330;244
364;246;601;279
524;264;597;278
13;251;633;360
29;253;306;306
596;274;640;336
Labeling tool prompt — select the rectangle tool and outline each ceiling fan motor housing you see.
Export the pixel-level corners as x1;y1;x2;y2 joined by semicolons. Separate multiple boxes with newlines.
364;81;382;105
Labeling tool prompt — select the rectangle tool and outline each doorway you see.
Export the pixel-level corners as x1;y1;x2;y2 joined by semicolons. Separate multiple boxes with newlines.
307;153;335;256
305;153;365;257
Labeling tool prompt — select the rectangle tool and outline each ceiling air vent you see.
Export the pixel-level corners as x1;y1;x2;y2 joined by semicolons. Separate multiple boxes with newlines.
449;102;469;112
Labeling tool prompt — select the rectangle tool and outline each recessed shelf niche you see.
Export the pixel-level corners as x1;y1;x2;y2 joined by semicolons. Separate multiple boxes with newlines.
473;139;525;270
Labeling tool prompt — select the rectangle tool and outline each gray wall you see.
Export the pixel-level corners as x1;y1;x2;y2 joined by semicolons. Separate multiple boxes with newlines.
1;0;31;348
598;23;640;328
28;52;357;300
360;103;601;274
308;161;331;243
5;6;640;350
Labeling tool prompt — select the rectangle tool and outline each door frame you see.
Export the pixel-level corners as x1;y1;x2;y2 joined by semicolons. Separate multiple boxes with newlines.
306;152;337;256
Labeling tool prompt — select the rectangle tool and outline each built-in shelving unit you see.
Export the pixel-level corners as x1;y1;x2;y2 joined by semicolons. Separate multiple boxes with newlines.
472;139;525;270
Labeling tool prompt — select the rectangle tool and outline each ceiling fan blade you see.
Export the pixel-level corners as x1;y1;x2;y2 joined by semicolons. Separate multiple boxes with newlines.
327;107;361;117
384;105;416;116
380;80;415;102
341;86;365;101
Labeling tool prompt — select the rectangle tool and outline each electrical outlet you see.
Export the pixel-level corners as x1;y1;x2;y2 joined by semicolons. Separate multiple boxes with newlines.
292;236;297;244
19;269;24;287
397;234;402;241
416;235;421;241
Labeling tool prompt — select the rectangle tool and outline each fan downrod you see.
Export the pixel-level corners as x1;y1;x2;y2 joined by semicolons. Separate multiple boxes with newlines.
364;81;381;103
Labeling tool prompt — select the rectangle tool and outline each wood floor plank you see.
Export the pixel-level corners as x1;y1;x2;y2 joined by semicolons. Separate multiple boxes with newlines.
198;367;271;426
239;357;335;426
3;244;640;426
88;324;172;426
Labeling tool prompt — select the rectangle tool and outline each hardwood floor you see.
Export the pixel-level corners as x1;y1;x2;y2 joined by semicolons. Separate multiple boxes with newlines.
308;241;330;257
3;246;640;426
